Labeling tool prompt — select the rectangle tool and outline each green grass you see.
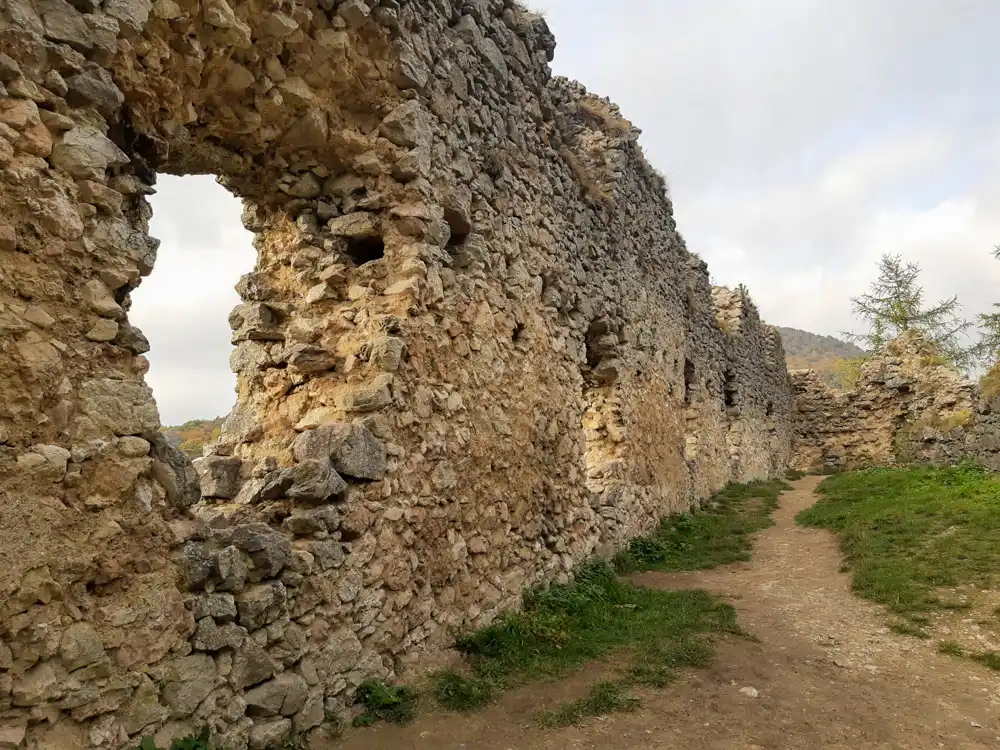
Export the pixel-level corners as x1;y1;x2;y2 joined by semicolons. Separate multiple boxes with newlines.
537;681;640;727
796;463;1000;633
971;651;1000;671
352;679;418;727
614;479;789;573
938;640;965;656
785;468;807;480
432;558;743;723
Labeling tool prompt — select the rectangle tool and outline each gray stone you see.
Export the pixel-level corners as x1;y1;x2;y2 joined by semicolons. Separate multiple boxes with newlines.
103;0;152;35
85;318;119;342
379;100;432;149
192;617;247;652
393;44;428;91
192;455;243;499
293;690;325;733
282;506;340;536
194;593;237;621
282;109;328;149
244;672;308;717
181;542;214;590
337;0;369;28
309;540;345;571
59;623;105;670
235;582;287;631
38;0;91;51
65;69;124;118
340;375;393;413
294;422;388;480
0;54;21;82
229;303;283;342
286;343;338;374
248;718;291;750
0;723;27;750
285;459;347;503
81;279;123;319
219;523;292;578
115;324;151;354
150;431;200;508
327;211;379;238
121;675;168;735
313;628;363;684
79;379;159;436
230;640;276;691
215;546;249;592
159;655;215;716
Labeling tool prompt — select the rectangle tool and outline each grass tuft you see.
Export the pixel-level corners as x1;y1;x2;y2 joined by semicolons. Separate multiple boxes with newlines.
938;640;965;657
352;679;417;727
614;480;788;573
537;681;640;727
785;468;807;480
971;651;1000;671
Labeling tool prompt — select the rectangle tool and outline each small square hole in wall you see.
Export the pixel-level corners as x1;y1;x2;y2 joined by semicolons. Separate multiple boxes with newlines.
344;236;386;265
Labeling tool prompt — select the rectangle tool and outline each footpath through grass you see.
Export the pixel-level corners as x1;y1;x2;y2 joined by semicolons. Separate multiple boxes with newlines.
796;463;1000;661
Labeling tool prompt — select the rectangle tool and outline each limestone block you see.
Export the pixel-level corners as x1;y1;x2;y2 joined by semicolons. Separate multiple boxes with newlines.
50;126;129;180
292;422;387;480
192;455;243;499
79;378;159;435
283;459;348;503
248;718;291;750
235;582;287;631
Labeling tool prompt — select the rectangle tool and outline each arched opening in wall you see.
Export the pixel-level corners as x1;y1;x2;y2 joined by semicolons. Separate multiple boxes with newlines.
129;175;255;457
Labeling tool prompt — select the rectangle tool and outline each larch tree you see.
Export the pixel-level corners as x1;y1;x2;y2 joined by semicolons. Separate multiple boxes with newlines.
845;253;972;370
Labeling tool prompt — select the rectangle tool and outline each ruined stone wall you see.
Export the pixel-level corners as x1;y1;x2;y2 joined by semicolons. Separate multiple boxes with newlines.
0;1;792;747
789;332;1000;471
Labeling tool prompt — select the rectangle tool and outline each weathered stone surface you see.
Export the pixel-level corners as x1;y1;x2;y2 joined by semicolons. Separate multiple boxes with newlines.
230;641;276;692
292;422;387;480
79;379;159;436
191;617;246;651
59;623;105;670
248;717;291;750
218;524;292;578
194;593;237;621
50;126;129;180
284;459;348;503
235;582;287;631
158;655;215;716
192;455;242;498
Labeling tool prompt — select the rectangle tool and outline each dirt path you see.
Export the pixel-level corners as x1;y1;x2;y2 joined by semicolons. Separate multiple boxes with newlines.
328;476;1000;749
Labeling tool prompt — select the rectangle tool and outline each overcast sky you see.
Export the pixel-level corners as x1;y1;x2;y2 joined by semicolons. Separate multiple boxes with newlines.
132;0;1000;424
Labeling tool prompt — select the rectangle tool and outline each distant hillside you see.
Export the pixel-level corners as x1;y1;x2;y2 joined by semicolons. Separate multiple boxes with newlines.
777;326;866;387
161;417;224;458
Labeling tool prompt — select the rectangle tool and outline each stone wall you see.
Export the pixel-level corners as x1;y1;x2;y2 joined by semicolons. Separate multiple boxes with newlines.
0;1;792;747
790;332;1000;471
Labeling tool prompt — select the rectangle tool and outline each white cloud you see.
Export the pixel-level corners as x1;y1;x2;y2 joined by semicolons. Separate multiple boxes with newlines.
129;175;253;425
